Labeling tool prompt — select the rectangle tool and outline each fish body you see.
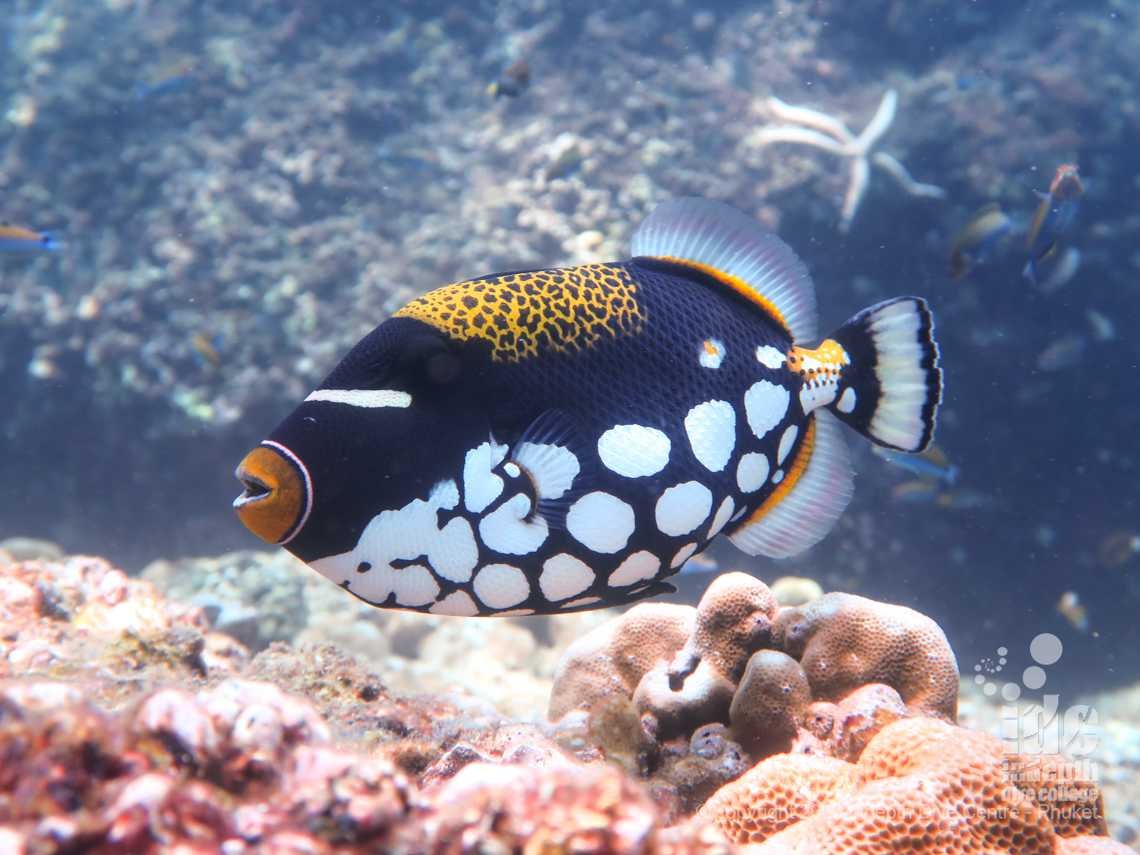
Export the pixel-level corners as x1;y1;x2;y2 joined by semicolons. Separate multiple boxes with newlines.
1024;164;1083;283
234;200;942;616
873;444;958;486
487;58;530;99
0;224;59;253
1056;590;1088;633
949;203;1012;279
134;63;195;101
1036;333;1086;371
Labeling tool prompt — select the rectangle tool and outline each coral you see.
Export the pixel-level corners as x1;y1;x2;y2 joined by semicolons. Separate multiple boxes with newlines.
701;718;1115;854
549;572;958;773
775;591;959;720
548;602;694;721
727;650;811;756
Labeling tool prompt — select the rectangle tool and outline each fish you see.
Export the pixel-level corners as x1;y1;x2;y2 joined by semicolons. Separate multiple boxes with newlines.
1023;164;1083;283
0;223;59;253
487;58;530;99
1036;246;1081;294
134;62;196;101
948;203;1012;280
1035;333;1086;371
1056;590;1088;633
191;332;222;368
233;199;943;616
873;444;958;486
890;479;942;503
1085;309;1115;342
1098;530;1140;567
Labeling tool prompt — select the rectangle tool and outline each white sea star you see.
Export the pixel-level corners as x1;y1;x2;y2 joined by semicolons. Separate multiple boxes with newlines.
750;89;945;232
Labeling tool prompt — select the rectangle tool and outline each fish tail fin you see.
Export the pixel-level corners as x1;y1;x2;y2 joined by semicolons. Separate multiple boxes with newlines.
826;297;942;452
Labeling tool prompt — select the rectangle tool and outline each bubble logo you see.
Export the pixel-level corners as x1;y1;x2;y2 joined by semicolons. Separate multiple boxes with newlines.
974;632;1099;775
973;632;1064;702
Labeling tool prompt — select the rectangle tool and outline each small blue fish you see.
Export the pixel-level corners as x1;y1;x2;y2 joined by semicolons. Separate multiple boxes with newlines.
0;223;59;253
134;63;196;101
1024;164;1082;283
873;444;958;486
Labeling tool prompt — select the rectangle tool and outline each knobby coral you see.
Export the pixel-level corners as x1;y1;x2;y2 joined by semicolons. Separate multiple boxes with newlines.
549;572;958;766
699;717;1124;854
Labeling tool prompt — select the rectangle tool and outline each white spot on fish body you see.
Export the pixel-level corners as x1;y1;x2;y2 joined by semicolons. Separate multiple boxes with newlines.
707;496;735;539
671;542;699;568
479;493;548;555
310;480;477;603
744;380;790;440
837;387;857;413
684;400;736;473
755;345;786;370
430;590;479;616
777;425;799;466
304;389;412;408
388;565;439;607
597;425;671;478
699;338;726;369
608;550;661;587
567;492;636;553
463;441;509;513
736;453;770;493
540;553;596;602
562;596;602;609
655;481;713;537
473;563;530;609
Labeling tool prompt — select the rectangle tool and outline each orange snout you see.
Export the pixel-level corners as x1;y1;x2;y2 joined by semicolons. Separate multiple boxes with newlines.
233;443;311;545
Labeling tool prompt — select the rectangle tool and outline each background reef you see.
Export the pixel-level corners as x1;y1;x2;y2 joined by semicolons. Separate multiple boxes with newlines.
3;0;1140;699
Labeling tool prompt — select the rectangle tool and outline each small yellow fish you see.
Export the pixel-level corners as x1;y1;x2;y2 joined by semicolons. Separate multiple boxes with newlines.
1056;590;1088;632
487;58;530;99
192;332;222;368
949;203;1012;280
0;223;59;252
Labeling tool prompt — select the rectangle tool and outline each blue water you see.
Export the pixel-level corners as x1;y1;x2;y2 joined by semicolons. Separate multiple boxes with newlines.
1;1;1137;692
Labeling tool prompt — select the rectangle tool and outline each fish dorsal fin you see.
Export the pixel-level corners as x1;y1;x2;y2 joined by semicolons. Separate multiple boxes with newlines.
727;411;854;558
631;198;818;342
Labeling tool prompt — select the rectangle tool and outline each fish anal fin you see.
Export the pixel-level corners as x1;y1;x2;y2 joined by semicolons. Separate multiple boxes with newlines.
728;413;854;558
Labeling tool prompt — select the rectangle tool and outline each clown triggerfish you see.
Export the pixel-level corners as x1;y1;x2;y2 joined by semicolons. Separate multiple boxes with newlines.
234;199;942;616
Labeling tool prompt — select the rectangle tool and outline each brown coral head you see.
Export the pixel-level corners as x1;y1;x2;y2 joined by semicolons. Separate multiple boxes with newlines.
729;650;811;758
692;572;779;681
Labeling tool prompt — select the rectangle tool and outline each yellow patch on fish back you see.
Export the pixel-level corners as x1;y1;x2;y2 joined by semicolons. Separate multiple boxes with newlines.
788;338;849;379
654;256;791;337
395;263;643;361
741;417;816;526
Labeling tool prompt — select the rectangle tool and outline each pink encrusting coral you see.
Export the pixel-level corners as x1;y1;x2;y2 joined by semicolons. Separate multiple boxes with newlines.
0;552;1131;853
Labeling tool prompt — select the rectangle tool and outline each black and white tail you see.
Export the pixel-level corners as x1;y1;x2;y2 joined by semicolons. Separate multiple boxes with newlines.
827;297;942;452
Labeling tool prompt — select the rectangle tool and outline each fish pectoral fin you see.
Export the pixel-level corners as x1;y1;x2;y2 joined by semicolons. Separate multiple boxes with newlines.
508;409;596;530
728;412;854;559
826;296;942;453
630;198;818;342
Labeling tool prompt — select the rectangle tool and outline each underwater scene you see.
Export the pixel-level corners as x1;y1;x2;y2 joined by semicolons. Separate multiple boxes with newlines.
2;0;1139;851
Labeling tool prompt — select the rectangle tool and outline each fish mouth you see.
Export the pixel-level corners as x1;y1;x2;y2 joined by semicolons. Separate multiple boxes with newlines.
233;471;272;508
232;442;312;545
